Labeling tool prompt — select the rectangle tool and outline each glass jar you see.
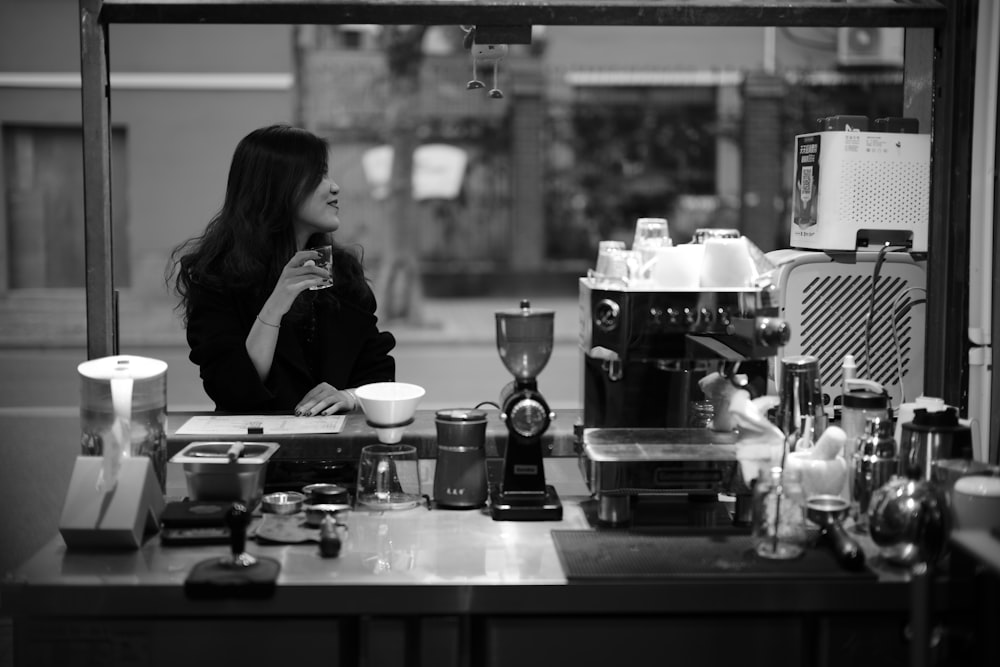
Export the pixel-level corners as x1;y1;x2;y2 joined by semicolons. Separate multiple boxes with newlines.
841;381;891;467
752;466;807;560
688;400;715;428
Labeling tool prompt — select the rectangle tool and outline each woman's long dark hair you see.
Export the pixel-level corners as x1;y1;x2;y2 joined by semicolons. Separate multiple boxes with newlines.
167;124;367;322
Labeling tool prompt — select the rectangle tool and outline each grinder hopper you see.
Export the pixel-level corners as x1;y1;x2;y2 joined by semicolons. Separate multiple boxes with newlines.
496;299;554;382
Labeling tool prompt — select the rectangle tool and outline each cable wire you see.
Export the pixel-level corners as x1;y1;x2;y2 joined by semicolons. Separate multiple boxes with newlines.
863;244;909;381
889;286;927;407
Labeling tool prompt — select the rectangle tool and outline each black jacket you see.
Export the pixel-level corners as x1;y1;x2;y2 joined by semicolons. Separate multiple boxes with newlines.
186;282;396;412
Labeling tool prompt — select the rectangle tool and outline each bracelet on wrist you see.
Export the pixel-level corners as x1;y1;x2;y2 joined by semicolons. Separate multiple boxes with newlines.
257;314;280;328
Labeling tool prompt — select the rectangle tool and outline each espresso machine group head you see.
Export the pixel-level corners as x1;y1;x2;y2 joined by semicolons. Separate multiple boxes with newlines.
490;300;563;521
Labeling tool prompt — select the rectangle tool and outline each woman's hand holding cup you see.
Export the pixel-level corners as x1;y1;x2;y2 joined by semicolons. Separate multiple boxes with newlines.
256;249;333;327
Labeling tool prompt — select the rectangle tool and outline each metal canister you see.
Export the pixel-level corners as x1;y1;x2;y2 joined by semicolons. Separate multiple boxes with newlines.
433;408;489;509
841;382;891;504
775;355;827;448
898;406;973;481
852;416;898;532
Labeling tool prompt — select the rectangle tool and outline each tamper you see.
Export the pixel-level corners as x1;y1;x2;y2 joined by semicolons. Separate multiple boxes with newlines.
184;502;281;598
221;502;257;568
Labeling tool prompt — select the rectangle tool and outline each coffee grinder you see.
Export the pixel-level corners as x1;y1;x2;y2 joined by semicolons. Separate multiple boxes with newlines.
490;300;563;521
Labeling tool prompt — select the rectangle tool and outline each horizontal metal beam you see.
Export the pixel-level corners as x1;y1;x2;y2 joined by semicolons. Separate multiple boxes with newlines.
99;0;946;28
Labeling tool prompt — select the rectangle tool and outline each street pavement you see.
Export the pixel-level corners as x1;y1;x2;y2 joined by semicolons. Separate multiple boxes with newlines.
0;296;582;412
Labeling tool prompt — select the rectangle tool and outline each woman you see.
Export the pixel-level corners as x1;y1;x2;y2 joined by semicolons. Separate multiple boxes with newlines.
168;124;396;415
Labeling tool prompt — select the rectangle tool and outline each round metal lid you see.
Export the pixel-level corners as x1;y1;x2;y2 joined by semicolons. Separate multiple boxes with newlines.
494;299;554;319
78;354;168;381
843;390;888;409
435;408;488;423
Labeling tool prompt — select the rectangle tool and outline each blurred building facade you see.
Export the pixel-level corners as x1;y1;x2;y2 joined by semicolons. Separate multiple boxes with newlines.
0;1;906;340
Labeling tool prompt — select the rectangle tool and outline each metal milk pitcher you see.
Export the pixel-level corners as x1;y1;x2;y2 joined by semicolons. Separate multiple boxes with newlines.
852;416;898;532
775;355;826;448
78;355;169;493
898;406;974;481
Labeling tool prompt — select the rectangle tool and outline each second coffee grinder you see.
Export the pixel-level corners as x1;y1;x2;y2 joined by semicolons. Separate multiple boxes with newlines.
491;300;563;521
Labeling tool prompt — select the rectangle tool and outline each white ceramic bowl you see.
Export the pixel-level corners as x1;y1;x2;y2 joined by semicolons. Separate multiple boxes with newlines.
355;382;426;428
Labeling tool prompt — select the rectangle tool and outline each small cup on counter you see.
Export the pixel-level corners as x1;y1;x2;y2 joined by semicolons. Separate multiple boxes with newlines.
951;475;1000;531
301;484;352;527
303;483;350;505
261;491;305;515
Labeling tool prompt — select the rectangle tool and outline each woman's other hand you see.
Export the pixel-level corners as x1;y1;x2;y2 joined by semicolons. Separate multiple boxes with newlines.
295;382;357;416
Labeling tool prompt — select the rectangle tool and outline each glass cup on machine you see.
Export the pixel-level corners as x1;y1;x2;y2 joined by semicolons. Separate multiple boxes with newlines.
631;218;671;279
592;243;634;286
307;244;334;290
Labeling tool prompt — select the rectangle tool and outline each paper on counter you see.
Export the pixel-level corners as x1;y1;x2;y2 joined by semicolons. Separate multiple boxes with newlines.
175;414;345;436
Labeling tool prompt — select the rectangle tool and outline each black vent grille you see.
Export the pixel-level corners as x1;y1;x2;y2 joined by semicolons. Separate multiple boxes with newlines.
799;273;916;393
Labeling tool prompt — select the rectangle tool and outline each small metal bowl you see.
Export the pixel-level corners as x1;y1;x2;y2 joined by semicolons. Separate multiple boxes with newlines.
303;502;351;527
261;491;305;515
302;483;350;505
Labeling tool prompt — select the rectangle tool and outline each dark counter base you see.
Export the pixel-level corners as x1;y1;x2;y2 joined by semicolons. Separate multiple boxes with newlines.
9;599;978;667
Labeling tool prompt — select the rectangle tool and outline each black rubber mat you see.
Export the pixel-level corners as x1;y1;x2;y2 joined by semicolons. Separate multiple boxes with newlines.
551;530;876;580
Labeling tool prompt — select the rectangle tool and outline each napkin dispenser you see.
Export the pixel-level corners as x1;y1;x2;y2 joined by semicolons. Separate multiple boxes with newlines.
59;456;164;549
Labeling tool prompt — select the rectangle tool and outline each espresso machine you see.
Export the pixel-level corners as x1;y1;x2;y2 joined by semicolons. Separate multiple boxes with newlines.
490;300;563;521
579;277;789;526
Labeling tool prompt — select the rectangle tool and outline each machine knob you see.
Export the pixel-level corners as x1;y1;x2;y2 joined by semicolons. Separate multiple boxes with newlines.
699;307;714;326
716;307;731;327
594;299;620;332
665;307;680;325
682;307;696;326
508;397;549;438
757;317;791;347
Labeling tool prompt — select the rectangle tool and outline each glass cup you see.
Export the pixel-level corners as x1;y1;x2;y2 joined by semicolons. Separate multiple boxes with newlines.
356;444;422;510
591;246;632;285
307;244;333;290
631;218;671;279
752;466;807;559
632;217;670;250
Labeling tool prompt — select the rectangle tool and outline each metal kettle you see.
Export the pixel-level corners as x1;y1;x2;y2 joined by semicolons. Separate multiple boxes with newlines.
868;474;949;567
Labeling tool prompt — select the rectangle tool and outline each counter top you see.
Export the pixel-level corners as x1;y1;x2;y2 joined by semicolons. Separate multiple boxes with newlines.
3;494;970;619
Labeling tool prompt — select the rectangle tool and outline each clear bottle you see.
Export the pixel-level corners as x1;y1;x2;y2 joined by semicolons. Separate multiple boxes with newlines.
752;466;807;560
688;400;715;429
841;381;891;503
851;416;898;532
